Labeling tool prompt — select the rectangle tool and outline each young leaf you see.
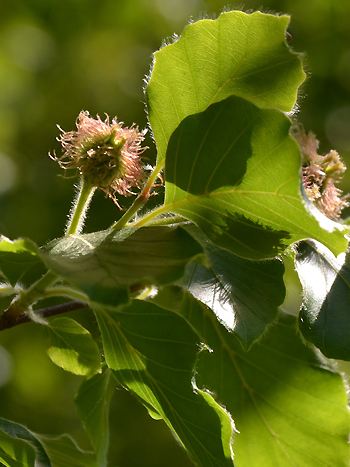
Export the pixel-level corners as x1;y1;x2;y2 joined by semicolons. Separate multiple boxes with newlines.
42;226;202;306
164;97;347;259
75;370;113;467
185;238;285;348
93;300;235;467
0;236;45;286
47;316;101;376
147;10;305;161
295;240;350;360
0;417;50;467
179;295;350;466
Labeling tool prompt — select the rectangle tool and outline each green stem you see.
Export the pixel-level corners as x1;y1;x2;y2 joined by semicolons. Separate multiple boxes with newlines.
44;286;88;302
4;178;95;323
128;204;170;228
146;214;187;226
111;159;165;232
65;177;96;235
4;161;163;324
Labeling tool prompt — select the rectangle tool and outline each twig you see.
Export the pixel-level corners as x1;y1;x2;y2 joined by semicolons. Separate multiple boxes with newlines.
0;301;87;331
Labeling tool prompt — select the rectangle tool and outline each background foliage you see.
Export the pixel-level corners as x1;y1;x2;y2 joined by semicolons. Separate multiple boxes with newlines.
0;1;349;465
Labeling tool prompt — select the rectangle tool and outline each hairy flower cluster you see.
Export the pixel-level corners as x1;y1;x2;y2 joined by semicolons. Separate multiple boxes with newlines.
52;111;146;204
294;126;349;220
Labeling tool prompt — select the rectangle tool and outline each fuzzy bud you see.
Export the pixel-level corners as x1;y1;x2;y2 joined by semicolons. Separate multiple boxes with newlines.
52;111;147;205
293;124;349;220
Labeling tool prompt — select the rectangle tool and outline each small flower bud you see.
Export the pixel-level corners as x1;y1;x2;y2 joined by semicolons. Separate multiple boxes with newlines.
52;111;147;205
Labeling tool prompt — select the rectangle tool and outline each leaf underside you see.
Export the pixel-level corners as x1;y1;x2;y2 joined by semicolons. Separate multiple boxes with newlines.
42;226;202;307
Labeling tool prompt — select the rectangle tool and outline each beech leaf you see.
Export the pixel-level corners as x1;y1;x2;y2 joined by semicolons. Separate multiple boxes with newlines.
0;236;44;286
164;97;347;259
179;294;350;466
147;10;305;161
185;238;285;347
47;317;101;376
42;226;202;307
94;300;235;467
295;240;350;360
75;370;113;467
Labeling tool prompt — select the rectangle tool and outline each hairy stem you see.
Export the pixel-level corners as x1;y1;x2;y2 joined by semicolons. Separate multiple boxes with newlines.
128;204;170;228
2;176;95;326
146;214;188;226
66;176;96;235
111;159;164;232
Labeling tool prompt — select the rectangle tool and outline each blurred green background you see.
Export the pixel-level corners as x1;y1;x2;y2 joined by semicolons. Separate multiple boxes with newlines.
0;1;349;466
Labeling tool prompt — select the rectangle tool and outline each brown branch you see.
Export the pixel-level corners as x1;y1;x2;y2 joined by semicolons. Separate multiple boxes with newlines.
0;301;87;331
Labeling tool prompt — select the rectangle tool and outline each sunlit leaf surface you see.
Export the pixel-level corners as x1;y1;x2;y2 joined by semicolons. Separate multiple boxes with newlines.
179;295;350;467
185;237;285;347
147;10;305;161
47;317;101;376
164;97;347;259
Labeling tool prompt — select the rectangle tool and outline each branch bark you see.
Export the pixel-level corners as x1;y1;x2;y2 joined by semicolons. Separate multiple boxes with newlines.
0;301;87;331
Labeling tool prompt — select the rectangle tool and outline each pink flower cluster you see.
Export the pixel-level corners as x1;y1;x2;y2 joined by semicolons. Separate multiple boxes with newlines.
294;125;348;220
53;111;146;204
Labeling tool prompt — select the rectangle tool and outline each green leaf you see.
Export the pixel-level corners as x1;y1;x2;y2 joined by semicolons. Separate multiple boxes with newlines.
47;316;101;376
147;10;305;161
185;236;285;348
0;236;45;286
0;426;90;467
38;434;95;467
75;370;113;467
94;300;235;467
295;240;350;360
42;226;202;306
0;429;36;467
179;294;350;466
164;97;347;259
0;417;50;467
